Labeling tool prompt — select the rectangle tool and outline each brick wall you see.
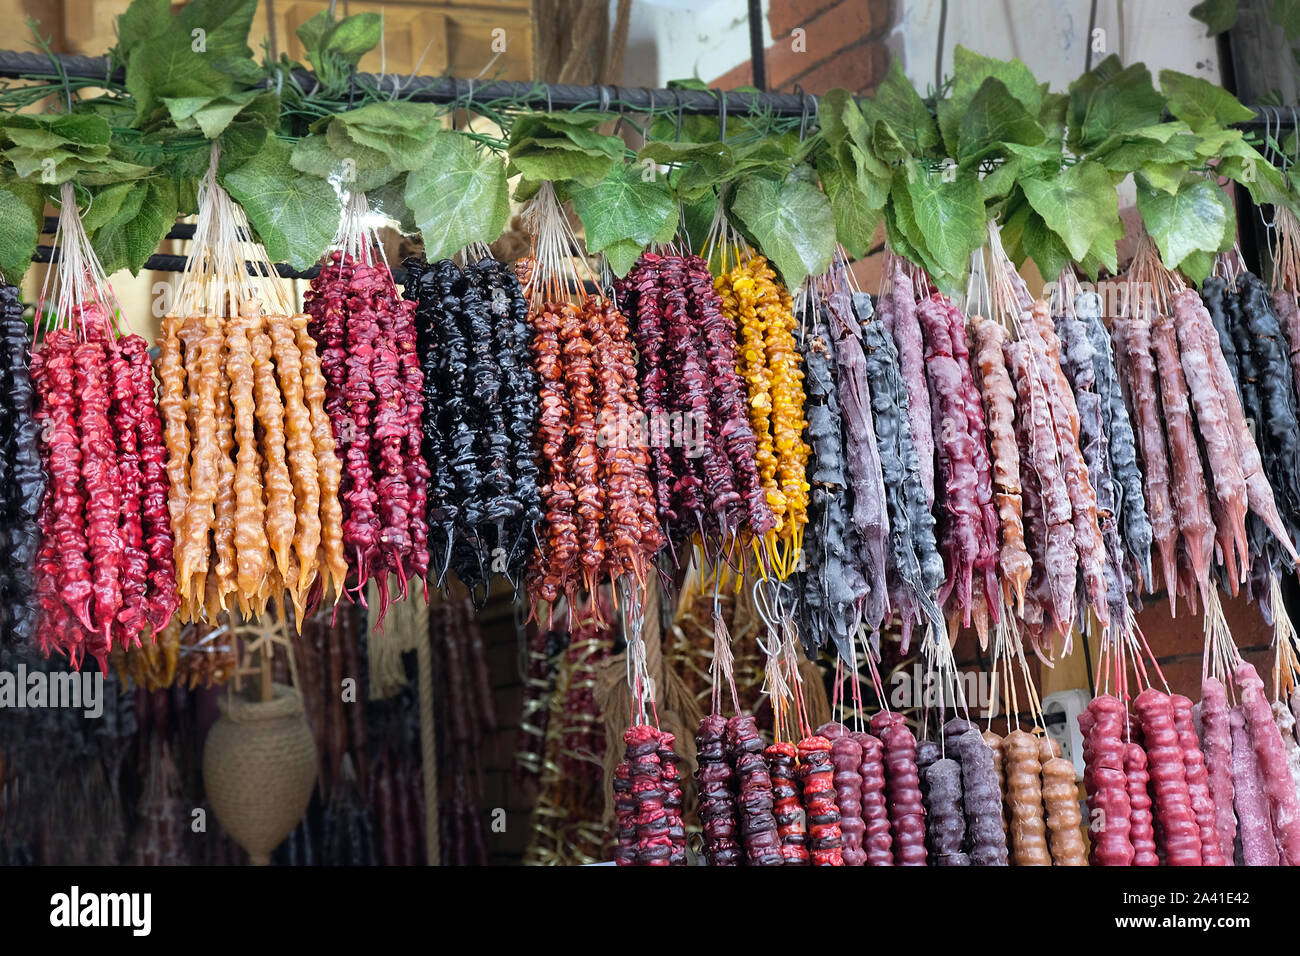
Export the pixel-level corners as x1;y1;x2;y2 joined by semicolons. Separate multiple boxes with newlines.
709;0;896;94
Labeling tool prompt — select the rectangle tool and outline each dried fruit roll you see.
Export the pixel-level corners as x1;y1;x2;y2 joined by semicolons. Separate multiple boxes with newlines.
818;722;867;866
268;313;322;597
726;714;783;865
156;314;190;559
613;762;637;866
1171;693;1227;866
695;714;741;866
766;741;810;864
971;315;1031;611
1235;661;1300;864
107;344;147;639
180;316;223;605
850;730;894;866
1199;677;1238;862
870;711;927;865
1003;729;1051;865
248;315;298;593
1229;704;1278;865
944;721;1009;866
886;262;934;506
1040;738;1087;866
1177;289;1297;563
1080;695;1135;866
1150;313;1214;606
797;735;844;866
658;731;687;866
1134;688;1201;865
624;724;671;866
923;755;969;865
1272;702;1300;806
982;730;1009;840
1123;740;1160;866
223;315;268;607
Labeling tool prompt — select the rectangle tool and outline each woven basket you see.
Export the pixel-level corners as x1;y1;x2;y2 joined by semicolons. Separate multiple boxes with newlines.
203;683;317;865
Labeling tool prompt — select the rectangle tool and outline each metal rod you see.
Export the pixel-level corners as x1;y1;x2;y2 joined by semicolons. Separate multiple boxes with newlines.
0;48;815;117
747;0;767;92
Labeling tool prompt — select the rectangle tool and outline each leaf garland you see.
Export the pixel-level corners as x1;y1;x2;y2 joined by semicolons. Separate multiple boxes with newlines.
0;1;1295;288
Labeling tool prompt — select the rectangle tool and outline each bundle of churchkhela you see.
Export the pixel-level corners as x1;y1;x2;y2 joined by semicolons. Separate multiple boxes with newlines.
983;230;1110;656
880;255;998;639
0;277;43;648
790;260;878;659
31;182;175;669
157;150;346;624
708;215;811;583
517;182;661;617
614;248;772;558
401;245;539;601
302;192;428;618
1114;237;1296;617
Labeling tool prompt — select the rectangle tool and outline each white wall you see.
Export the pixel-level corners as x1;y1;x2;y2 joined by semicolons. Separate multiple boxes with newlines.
622;0;771;87
895;0;1218;93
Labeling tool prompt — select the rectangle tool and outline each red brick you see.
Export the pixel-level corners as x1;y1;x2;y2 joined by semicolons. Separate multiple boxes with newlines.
768;0;844;38
1136;586;1272;660
777;38;890;94
710;58;756;91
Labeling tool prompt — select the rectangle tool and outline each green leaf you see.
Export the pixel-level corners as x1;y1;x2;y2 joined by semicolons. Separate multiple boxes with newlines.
222;138;339;270
1217;141;1293;210
1136;174;1233;269
1179;248;1216;285
639;140;734;200
885;173;940;277
569;163;677;257
861;58;940;156
1190;0;1238;34
904;165;986;284
298;11;382;75
163;88;261;139
1159;69;1254;131
1078;215;1124;278
508;114;625;187
404;131;510;263
90;178;179;275
940;46;1041;154
1020;209;1073;281
1089;130;1199;172
82;182;138;232
1138;161;1186;194
0;184;39;284
956;77;1045;165
1019;160;1118;261
730;176;835;290
1069;58;1166;152
817;150;883;259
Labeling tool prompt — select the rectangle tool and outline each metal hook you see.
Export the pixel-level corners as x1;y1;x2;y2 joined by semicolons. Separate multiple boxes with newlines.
598;84;610;113
716;88;727;142
545;86;553;113
673;88;684;142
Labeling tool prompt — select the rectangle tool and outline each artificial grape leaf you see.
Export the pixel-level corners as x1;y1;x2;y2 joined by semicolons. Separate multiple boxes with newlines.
1179;248;1216;285
1138;161;1185;194
940;46;1041;154
1019;209;1073;282
91;178;179;275
222;138;339;270
82;182;139;232
1159;69;1255;132
569;163;678;257
956;77;1045;166
405;131;510;263
601;238;647;278
885;172;940;277
0;184;39;285
297;10;382;81
730;175;835;289
1135;174;1233;269
817;150;883;259
862;58;940;156
1191;0;1238;34
1019;160;1119;261
1077;215;1124;279
163;88;262;139
508;114;625;187
1069;58;1165;152
904;164;986;284
1217;140;1293;210
638;140;734;200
